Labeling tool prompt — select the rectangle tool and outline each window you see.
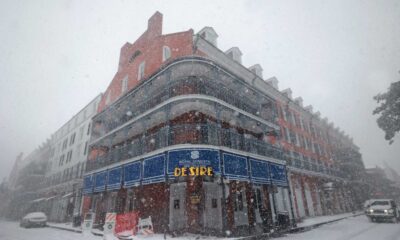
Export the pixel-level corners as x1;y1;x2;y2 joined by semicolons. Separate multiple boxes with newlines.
173;199;180;209
294;114;301;128
162;46;171;62
66;150;73;163
211;198;218;208
87;123;91;135
59;154;65;166
138;61;145;80
121;75;128;93
289;130;297;145
62;138;68;150
70;132;76;145
83;141;88;155
300;118;305;130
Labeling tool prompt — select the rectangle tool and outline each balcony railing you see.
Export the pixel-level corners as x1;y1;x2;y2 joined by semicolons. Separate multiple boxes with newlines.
92;61;277;140
87;123;282;172
284;154;343;178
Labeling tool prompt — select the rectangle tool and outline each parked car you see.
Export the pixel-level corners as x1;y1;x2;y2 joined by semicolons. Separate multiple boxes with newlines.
20;212;47;228
365;199;400;223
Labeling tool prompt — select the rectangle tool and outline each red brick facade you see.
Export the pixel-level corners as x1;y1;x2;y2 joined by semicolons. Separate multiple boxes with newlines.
97;12;195;113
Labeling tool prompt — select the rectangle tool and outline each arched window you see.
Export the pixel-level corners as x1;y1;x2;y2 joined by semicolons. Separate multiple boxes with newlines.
129;50;141;64
162;46;171;62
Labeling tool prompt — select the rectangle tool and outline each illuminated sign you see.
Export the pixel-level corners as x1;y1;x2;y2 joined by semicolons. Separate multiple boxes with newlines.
173;166;213;176
168;149;220;176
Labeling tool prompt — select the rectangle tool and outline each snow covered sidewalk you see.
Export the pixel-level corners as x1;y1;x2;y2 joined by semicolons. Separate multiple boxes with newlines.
291;211;364;232
45;212;363;239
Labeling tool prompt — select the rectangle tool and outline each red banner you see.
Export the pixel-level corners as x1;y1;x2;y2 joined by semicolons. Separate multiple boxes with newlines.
115;211;139;235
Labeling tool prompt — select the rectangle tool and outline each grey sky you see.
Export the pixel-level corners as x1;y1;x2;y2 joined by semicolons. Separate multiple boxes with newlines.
0;0;399;181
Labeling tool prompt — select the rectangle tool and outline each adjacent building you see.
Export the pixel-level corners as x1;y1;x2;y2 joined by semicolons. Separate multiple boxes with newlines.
6;142;51;220
5;95;101;222
40;95;102;222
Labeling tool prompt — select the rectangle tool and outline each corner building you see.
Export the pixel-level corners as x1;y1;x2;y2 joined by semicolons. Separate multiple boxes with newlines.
82;12;362;236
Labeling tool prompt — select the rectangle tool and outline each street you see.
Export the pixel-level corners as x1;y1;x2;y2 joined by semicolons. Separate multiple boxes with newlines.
282;215;400;240
0;215;400;240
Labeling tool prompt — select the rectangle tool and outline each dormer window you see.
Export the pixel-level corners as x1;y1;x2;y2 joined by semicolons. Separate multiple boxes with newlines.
162;46;171;62
129;50;141;64
138;61;145;80
197;27;218;47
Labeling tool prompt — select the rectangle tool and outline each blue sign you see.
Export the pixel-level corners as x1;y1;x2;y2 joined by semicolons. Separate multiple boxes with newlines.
83;175;94;194
167;149;220;176
107;167;122;190
223;153;249;180
124;162;141;187
270;163;287;186
94;171;107;192
250;158;270;184
143;155;165;185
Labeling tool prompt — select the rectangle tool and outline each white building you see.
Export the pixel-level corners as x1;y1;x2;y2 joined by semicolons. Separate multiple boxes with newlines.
42;94;102;222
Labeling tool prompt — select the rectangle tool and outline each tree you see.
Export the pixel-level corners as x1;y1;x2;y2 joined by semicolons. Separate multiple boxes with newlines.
373;80;400;144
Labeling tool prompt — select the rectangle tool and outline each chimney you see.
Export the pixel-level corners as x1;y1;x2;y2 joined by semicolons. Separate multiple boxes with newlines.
266;77;279;90
282;88;293;99
249;64;263;78
198;27;218;47
305;105;313;113
147;11;163;39
225;47;242;64
294;97;303;107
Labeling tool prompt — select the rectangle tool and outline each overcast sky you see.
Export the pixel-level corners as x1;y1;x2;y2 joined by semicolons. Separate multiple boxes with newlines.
0;0;399;181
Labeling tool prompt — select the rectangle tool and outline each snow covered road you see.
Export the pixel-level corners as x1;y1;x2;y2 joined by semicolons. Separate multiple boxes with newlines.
283;215;400;240
1;215;400;240
0;221;98;240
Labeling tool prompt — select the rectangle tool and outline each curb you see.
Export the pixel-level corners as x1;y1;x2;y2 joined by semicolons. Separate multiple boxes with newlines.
47;224;82;233
47;223;106;237
236;212;364;240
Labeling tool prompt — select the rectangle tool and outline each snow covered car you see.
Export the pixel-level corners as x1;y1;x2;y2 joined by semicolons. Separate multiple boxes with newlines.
365;199;399;223
20;212;47;228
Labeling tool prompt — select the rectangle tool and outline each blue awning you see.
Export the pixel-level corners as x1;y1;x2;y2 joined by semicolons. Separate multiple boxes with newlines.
167;149;220;176
94;171;107;192
124;161;141;187
83;175;94;194
107;167;122;190
250;158;270;184
269;163;288;186
142;154;165;185
223;152;249;181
